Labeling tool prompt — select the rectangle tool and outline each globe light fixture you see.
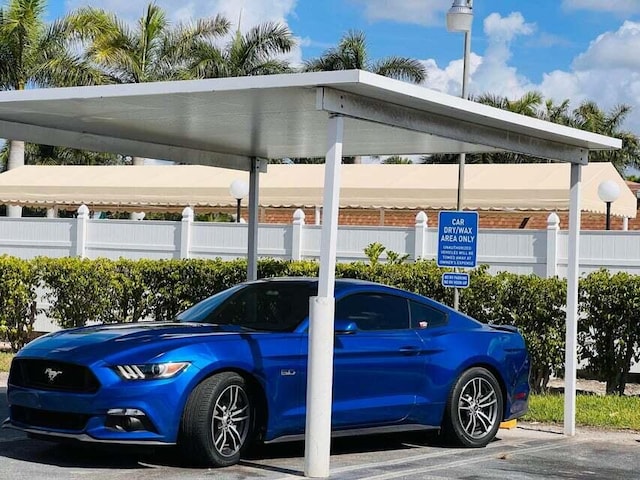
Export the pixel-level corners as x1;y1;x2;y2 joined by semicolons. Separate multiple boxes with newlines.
229;179;249;223
597;180;621;230
447;0;473;33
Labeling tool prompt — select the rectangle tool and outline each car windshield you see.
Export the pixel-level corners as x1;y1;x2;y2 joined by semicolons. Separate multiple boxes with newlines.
177;282;315;332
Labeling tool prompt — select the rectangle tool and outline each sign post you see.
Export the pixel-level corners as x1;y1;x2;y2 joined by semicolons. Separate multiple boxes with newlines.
437;211;478;309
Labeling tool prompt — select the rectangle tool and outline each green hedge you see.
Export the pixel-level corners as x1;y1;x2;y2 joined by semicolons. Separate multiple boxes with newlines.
0;256;38;351
0;256;638;395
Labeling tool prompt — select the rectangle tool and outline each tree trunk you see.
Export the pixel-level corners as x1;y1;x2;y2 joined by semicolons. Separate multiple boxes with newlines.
130;157;145;219
6;140;25;217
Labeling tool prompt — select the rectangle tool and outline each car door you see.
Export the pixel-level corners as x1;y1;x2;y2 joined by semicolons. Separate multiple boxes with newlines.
330;292;427;428
408;298;452;424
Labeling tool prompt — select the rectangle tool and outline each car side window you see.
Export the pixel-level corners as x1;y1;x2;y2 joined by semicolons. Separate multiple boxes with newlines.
410;301;448;329
336;293;409;330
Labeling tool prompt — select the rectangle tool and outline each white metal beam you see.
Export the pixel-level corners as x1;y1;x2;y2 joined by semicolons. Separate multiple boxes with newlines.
564;161;583;436
0;119;253;171
318;88;588;164
304;114;344;478
247;158;264;281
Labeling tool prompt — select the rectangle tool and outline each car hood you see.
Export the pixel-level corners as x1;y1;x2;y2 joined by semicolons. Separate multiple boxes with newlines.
18;322;252;364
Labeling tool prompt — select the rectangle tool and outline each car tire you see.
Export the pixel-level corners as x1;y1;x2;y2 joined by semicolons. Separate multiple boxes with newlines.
180;372;253;467
442;367;503;448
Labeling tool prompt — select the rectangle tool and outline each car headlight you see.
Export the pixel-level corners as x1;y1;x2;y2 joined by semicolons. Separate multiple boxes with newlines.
113;362;189;380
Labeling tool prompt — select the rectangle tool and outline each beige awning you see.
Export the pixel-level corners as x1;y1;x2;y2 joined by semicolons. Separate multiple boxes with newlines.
0;162;635;217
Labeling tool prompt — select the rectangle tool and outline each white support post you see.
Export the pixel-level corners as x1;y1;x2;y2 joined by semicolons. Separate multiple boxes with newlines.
564;163;582;436
247;158;260;281
623;217;629;231
292;209;305;261
75;204;89;258
546;213;560;278
180;207;194;259
304;114;344;479
414;211;428;260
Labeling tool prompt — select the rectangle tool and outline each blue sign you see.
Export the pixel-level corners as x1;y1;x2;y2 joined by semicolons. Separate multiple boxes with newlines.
437;211;478;268
442;272;470;289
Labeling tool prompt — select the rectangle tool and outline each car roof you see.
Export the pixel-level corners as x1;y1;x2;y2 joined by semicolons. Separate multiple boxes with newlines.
251;277;384;293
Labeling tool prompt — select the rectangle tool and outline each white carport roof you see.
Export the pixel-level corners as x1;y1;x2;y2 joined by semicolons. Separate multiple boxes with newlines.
0;70;622;468
0;162;635;218
0;70;620;166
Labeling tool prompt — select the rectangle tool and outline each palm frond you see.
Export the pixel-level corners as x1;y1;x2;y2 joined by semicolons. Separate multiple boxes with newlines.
372;57;426;83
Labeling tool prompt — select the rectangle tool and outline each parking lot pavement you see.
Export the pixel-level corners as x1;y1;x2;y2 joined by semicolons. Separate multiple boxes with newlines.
1;373;638;480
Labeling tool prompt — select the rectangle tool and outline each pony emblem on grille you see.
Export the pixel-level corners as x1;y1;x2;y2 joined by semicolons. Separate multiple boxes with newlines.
44;368;63;383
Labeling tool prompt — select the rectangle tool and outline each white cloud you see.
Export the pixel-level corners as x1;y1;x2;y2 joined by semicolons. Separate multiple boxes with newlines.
424;13;536;99
562;0;640;14
471;13;536;96
423;16;640;133
573;21;640;70
350;0;447;26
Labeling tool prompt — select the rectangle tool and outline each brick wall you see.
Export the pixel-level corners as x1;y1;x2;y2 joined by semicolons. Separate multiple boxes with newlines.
213;206;640;230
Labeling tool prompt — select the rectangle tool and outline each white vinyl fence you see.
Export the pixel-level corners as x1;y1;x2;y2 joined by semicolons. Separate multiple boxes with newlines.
2;206;639;277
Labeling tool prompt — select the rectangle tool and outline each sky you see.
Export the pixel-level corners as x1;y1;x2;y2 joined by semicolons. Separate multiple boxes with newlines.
14;0;640;161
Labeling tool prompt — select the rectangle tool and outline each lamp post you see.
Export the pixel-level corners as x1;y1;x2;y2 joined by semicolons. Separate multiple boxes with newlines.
447;0;473;311
229;179;249;223
597;180;620;230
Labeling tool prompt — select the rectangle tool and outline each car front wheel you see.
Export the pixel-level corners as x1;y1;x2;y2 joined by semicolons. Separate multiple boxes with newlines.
443;367;503;448
180;372;252;467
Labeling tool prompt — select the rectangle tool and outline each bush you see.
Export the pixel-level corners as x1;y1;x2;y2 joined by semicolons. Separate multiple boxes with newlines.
491;273;566;393
36;257;116;329
140;258;246;322
0;256;38;352
2;255;639;396
579;270;640;395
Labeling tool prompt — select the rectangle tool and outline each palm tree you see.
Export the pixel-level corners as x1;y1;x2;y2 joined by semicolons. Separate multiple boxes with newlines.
303;30;426;84
67;3;231;165
304;30;425;164
1;142;123;166
570;102;640;171
0;0;107;216
185;21;294;78
382;155;413;164
425;92;640;171
67;3;230;84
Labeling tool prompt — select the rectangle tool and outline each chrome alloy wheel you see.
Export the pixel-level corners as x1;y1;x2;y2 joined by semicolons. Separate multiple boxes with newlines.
211;384;250;458
457;377;499;439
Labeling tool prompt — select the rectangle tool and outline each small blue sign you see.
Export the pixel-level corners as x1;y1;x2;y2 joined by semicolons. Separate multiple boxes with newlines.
442;272;470;289
437;211;478;268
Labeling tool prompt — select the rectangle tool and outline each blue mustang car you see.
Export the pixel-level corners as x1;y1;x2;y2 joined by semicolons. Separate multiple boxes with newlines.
4;278;530;467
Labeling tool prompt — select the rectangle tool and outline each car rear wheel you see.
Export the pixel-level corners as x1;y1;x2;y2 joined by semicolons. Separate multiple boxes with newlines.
180;372;252;467
442;367;503;447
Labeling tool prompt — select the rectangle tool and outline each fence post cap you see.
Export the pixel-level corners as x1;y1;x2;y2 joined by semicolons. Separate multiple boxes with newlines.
415;211;428;225
293;208;306;224
182;206;194;220
77;204;90;218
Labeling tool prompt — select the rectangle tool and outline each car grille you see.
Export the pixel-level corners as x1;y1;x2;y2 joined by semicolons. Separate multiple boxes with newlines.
9;359;100;393
11;405;90;431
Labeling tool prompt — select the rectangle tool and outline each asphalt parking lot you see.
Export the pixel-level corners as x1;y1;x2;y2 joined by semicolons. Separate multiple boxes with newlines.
1;373;638;480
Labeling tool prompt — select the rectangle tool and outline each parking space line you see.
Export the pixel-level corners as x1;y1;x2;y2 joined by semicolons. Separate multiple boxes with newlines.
346;439;583;480
267;436;572;480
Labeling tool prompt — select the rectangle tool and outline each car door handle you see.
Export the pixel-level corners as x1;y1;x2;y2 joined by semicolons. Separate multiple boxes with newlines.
399;346;421;355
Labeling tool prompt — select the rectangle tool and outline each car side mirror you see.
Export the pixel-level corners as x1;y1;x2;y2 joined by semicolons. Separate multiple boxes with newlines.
334;319;357;334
